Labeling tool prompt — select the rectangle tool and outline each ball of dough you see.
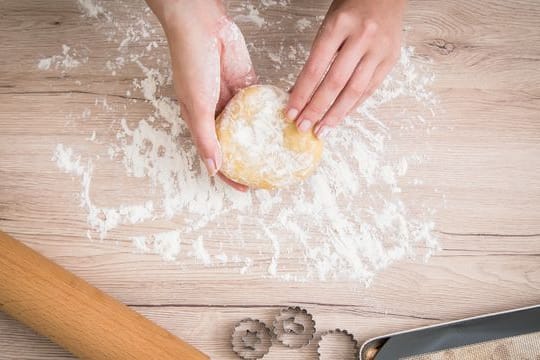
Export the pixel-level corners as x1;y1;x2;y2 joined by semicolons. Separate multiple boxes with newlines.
216;85;323;189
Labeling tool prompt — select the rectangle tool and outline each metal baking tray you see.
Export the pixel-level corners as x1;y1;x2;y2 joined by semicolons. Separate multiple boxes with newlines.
359;304;540;359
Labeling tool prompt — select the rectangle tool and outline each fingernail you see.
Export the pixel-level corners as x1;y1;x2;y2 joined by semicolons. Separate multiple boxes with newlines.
317;126;330;139
298;119;312;133
286;108;298;122
204;158;218;176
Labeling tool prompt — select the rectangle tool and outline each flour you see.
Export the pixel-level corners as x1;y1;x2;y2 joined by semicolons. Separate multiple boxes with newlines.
82;108;92;121
191;236;212;266
265;226;281;276
53;144;154;240
131;230;181;261
45;0;441;284
296;18;312;32
234;4;266;28
260;0;290;6
37;58;53;71
153;230;181;261
76;0;107;18
37;45;87;72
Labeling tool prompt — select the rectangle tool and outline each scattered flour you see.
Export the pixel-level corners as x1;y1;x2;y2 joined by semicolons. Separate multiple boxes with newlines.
131;230;181;261
76;0;107;18
37;45;87;72
191;236;212;266
261;0;290;6
153;230;181;261
234;4;266;28
53;144;154;240
44;0;441;285
296;18;312;32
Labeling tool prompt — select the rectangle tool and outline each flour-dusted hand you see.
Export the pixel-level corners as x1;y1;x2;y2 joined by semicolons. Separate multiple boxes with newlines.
286;0;405;138
145;0;256;191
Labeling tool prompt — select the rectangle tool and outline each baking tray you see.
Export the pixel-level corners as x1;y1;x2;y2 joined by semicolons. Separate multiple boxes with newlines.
360;304;540;359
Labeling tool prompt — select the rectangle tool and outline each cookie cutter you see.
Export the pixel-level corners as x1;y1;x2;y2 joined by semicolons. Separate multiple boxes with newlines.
231;318;273;360
317;328;359;360
272;306;316;348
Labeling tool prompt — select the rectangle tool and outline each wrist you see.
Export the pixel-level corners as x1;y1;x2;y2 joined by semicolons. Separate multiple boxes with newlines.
148;0;226;33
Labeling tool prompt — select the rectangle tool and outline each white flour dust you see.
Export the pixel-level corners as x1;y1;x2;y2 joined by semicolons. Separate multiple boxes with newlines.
131;231;181;262
44;0;441;285
38;45;87;72
53;144;155;240
233;4;266;29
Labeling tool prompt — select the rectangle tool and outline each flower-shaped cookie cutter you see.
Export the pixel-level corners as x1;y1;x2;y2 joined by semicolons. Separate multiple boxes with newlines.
317;328;359;360
231;318;273;359
272;306;316;348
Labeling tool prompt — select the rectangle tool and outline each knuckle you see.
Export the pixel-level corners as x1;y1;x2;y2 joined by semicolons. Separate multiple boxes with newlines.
334;11;354;28
363;19;379;35
324;10;356;35
289;91;309;109
304;61;324;78
326;72;347;91
322;115;340;127
305;102;327;119
348;81;366;99
193;132;217;152
366;87;376;98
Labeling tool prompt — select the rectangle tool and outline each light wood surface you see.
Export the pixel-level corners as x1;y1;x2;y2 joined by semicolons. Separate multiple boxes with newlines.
1;0;539;359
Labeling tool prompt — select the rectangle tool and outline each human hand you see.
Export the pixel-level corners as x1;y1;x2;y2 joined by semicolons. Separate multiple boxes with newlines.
286;0;405;138
146;0;256;191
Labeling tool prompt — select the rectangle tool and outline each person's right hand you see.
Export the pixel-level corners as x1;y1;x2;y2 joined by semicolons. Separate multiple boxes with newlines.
286;0;405;138
146;0;256;191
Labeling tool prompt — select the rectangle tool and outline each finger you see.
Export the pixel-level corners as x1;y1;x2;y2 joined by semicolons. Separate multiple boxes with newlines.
169;31;223;176
218;172;249;192
357;60;395;105
295;37;368;133
314;54;381;138
217;82;233;114
181;104;222;177
285;25;345;122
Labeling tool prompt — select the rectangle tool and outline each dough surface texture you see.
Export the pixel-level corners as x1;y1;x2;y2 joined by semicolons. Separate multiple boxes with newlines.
216;85;323;189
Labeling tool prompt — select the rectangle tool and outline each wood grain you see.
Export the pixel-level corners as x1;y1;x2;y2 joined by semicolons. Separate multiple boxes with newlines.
0;0;539;359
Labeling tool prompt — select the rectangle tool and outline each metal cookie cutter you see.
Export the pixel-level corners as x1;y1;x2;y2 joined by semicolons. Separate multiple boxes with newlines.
231;318;273;360
317;328;359;360
273;306;316;348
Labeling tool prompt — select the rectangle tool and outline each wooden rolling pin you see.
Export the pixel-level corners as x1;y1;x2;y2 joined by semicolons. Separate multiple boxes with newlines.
0;230;209;360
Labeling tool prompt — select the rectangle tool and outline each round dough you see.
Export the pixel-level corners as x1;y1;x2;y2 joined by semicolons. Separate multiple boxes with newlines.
216;85;323;189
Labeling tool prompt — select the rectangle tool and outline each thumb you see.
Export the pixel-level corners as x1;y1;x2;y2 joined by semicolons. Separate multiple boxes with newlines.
182;105;222;177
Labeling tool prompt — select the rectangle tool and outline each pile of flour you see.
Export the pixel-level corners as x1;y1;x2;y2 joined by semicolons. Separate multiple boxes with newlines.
47;0;440;285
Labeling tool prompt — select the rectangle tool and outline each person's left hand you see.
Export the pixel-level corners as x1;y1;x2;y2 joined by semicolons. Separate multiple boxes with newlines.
285;0;406;138
145;0;256;192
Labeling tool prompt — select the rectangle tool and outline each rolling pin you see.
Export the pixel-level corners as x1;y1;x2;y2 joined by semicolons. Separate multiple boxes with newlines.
0;230;209;360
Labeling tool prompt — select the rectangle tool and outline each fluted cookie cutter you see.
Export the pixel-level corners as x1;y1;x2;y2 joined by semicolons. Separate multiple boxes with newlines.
272;306;316;348
317;328;359;360
231;318;273;360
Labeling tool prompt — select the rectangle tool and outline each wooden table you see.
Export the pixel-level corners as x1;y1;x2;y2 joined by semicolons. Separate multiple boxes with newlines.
1;0;539;358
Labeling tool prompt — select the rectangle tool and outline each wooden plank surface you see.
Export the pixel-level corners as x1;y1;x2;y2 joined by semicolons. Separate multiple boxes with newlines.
1;0;539;359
